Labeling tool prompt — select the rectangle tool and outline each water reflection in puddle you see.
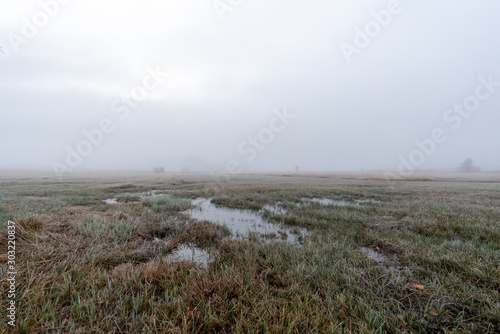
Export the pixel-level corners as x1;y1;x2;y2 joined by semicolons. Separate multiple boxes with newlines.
104;198;118;204
302;198;381;207
136;190;162;198
360;247;399;272
185;198;308;244
166;244;212;267
104;190;164;204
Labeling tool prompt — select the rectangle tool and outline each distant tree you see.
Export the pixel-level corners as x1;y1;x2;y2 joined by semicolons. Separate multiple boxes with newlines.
153;167;165;173
459;159;473;172
458;159;480;173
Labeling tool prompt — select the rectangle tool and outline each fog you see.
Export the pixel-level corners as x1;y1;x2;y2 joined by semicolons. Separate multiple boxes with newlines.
1;0;499;174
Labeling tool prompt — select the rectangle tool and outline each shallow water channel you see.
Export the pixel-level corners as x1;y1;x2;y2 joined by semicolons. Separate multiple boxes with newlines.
184;198;309;244
302;198;381;206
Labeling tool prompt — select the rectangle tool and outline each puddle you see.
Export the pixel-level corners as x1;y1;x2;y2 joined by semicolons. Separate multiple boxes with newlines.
104;190;165;204
360;247;399;272
185;198;308;244
302;198;381;207
104;198;118;204
135;190;163;198
165;244;211;267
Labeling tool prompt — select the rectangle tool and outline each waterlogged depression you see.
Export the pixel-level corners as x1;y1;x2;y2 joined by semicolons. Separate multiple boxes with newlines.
301;198;381;206
104;198;118;204
166;244;212;268
185;198;309;244
103;190;163;204
360;247;400;272
104;193;382;267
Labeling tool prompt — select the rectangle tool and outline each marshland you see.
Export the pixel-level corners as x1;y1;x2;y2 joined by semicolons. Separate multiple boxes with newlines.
0;172;499;333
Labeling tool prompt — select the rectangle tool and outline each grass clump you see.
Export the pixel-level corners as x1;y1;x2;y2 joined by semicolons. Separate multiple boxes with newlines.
73;217;141;242
142;195;191;212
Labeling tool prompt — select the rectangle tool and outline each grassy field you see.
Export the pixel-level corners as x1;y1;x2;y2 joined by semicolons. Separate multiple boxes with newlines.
0;173;499;333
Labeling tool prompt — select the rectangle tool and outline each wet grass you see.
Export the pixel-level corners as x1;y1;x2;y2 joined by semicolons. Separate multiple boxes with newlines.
142;196;192;212
0;173;498;333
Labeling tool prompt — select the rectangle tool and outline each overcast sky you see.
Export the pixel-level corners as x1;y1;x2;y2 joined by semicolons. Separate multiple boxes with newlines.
1;0;499;174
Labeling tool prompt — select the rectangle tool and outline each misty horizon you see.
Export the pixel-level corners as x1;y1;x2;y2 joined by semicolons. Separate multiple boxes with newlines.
2;1;500;174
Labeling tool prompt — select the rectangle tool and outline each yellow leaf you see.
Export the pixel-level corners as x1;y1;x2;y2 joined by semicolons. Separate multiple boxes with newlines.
413;284;424;290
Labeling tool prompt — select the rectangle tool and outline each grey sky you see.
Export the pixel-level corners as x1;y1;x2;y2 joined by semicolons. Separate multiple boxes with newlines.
1;0;499;173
